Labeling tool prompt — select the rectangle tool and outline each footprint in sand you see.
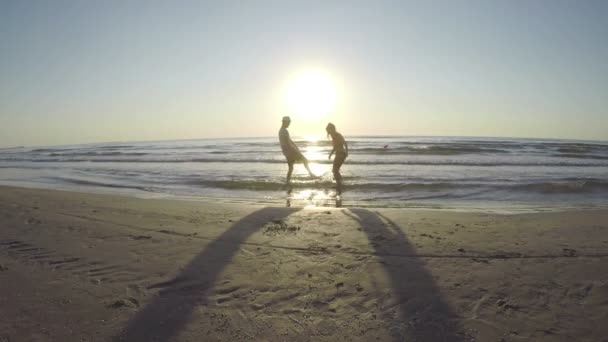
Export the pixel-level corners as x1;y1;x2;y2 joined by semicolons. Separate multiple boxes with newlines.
1;239;152;286
127;234;152;240
263;219;301;235
107;297;139;309
216;296;232;304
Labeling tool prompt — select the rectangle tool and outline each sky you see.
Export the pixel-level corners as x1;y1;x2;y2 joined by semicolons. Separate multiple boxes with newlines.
1;0;607;147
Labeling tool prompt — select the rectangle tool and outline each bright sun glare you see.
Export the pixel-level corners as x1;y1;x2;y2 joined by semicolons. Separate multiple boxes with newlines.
285;70;338;120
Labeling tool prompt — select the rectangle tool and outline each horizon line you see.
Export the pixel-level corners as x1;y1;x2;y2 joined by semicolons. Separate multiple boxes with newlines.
2;134;608;150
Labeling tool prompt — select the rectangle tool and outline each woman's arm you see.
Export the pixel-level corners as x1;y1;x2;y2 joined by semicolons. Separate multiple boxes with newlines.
344;139;348;156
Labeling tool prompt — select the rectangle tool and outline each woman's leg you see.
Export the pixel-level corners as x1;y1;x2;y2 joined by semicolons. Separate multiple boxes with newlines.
333;153;346;189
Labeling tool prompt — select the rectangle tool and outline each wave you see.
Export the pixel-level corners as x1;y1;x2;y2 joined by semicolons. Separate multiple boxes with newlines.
10;172;608;196
50;177;152;192
351;145;510;155
31;148;76;153
555;153;608;160
189;179;608;194
48;151;149;157
189;180;466;192
512;180;608;194
557;147;594;154
97;145;135;149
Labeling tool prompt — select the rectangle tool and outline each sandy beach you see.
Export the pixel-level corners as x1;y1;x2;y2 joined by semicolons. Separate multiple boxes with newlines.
0;185;607;341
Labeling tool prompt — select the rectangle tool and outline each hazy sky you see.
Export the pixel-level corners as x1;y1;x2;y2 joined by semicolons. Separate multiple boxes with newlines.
1;0;607;147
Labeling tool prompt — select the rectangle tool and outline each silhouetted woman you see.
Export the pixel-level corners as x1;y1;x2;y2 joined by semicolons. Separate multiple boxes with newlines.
326;123;348;192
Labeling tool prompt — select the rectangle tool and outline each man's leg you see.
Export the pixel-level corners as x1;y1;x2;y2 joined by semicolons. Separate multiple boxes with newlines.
302;158;317;178
286;161;294;184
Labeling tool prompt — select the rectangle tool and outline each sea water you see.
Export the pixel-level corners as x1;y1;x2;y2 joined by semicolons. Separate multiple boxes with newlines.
1;136;607;211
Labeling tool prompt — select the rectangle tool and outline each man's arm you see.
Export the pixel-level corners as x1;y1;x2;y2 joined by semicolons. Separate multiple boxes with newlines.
283;130;300;153
289;138;301;153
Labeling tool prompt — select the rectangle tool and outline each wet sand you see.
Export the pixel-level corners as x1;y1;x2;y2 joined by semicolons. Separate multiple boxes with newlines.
0;185;607;341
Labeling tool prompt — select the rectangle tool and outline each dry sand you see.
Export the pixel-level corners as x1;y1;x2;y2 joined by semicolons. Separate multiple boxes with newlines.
0;185;607;342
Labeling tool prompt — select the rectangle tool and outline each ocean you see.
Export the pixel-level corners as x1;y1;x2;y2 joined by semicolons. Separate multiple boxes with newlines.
1;136;607;211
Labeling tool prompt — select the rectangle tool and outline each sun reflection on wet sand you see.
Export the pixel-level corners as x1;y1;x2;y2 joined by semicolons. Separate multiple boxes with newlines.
285;187;341;208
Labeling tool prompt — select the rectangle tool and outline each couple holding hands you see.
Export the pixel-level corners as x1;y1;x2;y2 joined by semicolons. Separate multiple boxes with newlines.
279;116;348;190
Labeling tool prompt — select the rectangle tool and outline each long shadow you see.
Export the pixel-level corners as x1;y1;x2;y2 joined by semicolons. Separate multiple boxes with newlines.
348;208;465;342
115;207;301;342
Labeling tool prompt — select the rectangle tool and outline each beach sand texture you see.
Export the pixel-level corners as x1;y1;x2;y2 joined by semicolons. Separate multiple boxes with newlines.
1;185;607;341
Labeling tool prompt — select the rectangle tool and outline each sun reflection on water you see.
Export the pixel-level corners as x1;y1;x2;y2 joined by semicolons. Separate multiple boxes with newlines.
286;135;342;207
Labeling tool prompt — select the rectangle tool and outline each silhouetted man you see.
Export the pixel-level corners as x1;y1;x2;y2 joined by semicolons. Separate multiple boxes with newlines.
279;116;316;184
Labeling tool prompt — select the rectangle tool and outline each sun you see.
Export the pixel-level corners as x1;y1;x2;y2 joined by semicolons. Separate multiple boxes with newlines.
284;70;338;120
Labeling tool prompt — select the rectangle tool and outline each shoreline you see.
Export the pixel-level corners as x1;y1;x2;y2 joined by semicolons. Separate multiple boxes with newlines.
1;185;607;341
2;182;607;214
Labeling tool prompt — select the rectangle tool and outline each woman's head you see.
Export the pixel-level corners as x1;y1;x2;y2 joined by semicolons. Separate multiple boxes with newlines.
326;123;336;136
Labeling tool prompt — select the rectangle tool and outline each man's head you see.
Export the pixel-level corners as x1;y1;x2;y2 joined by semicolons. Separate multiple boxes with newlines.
282;116;291;128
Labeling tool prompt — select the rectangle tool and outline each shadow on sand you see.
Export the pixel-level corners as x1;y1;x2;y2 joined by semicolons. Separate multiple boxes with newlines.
347;208;465;341
116;207;463;341
114;207;301;342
